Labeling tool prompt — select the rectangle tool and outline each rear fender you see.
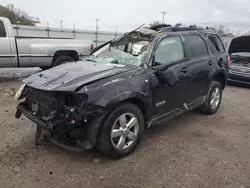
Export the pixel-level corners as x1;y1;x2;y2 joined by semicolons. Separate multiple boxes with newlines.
205;69;227;94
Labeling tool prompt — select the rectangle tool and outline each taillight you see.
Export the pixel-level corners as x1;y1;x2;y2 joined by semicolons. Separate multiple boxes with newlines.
90;44;94;51
227;55;231;68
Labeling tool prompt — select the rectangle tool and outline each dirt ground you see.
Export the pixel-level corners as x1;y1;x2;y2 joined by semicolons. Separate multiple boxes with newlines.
0;76;250;188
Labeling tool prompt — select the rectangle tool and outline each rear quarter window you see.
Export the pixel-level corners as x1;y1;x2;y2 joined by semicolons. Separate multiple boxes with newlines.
0;20;7;37
208;34;225;53
184;35;209;58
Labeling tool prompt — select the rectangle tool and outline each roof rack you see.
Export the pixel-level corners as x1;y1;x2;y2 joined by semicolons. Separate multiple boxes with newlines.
159;24;207;32
149;24;172;31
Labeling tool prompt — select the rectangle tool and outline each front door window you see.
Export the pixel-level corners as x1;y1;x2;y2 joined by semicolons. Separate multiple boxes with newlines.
154;36;185;66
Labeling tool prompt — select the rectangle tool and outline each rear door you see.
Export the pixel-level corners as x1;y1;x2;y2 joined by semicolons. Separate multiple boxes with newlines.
0;20;12;67
182;34;216;102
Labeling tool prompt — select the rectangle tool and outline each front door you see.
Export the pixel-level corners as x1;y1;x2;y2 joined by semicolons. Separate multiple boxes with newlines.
151;36;188;115
0;20;12;67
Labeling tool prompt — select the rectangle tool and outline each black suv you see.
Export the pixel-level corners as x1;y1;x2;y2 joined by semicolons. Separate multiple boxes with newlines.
15;24;229;159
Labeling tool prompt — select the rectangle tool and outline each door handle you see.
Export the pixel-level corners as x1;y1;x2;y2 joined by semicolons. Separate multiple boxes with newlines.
181;67;188;73
207;60;214;66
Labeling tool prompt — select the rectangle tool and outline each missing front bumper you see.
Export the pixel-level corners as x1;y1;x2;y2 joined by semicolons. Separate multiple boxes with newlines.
36;124;90;152
16;104;60;129
16;104;94;152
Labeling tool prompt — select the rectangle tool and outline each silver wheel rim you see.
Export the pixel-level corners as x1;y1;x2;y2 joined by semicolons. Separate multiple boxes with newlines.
210;87;221;110
111;113;139;151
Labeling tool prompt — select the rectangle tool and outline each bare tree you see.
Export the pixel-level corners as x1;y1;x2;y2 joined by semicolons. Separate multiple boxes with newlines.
149;21;162;27
0;4;34;25
208;24;235;37
5;3;14;11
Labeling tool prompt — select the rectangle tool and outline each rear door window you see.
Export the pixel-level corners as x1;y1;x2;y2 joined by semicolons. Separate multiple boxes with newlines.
208;35;225;52
0;20;7;37
184;35;209;58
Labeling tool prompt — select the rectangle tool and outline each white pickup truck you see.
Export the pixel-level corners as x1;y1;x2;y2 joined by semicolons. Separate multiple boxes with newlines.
0;17;93;69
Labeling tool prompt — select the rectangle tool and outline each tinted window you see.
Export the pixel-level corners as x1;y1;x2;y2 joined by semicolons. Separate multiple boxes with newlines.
0;20;7;37
184;35;208;58
208;35;225;52
154;36;185;66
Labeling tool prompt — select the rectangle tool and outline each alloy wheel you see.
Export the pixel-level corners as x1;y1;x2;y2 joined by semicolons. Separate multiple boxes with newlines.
210;87;221;110
111;113;139;151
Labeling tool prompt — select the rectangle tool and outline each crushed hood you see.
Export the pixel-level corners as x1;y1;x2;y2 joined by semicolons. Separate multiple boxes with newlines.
228;36;250;54
23;61;131;91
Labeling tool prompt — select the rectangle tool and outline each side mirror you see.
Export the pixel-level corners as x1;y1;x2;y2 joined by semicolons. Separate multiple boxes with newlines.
155;67;179;86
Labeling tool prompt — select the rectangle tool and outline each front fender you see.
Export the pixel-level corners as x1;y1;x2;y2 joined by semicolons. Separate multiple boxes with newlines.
84;91;150;148
105;91;149;110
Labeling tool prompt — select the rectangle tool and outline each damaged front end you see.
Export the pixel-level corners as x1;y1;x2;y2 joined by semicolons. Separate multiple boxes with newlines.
16;85;107;151
15;25;156;152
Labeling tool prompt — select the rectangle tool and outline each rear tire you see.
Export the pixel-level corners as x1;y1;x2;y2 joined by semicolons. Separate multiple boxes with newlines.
96;103;144;159
39;67;50;70
53;56;75;67
199;81;223;114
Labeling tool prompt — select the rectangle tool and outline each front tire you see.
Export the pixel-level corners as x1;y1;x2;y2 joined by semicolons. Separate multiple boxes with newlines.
96;103;144;159
199;81;223;114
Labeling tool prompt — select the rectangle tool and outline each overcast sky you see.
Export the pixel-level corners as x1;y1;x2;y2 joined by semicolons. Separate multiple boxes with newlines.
1;0;250;32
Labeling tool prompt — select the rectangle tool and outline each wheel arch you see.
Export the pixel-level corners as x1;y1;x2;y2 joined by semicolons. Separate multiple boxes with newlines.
52;50;79;63
85;93;151;148
212;71;227;89
105;92;151;123
206;69;227;94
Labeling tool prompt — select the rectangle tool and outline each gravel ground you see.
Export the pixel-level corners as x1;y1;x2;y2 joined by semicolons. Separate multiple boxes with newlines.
0;68;40;80
0;73;249;188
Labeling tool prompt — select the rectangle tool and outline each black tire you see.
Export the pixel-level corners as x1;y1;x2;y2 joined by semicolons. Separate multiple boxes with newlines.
199;81;223;114
96;103;144;159
39;66;50;70
53;56;75;67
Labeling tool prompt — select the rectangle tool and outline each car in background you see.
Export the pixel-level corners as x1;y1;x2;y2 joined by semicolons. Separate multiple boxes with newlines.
227;36;250;86
15;24;229;159
0;17;93;69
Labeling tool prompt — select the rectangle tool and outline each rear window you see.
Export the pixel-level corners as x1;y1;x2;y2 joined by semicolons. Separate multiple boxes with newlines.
208;35;225;52
0;20;7;37
184;35;208;58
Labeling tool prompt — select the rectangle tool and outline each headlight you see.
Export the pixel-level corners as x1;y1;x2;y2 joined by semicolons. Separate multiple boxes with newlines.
15;84;26;101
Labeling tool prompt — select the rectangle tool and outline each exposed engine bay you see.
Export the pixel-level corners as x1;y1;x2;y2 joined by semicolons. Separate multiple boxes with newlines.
16;84;106;150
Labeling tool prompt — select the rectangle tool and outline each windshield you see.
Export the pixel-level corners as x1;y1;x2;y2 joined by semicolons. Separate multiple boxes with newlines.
231;52;250;57
83;46;148;66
